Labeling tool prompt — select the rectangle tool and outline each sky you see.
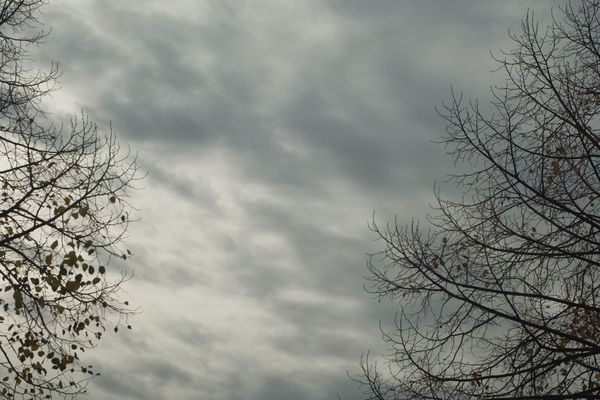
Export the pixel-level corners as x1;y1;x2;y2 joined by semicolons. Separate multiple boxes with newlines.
31;1;561;399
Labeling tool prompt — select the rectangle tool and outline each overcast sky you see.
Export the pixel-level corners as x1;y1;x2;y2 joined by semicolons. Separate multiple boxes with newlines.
34;1;561;399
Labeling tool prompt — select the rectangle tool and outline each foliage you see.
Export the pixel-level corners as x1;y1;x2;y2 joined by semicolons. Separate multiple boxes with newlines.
0;1;139;398
360;1;600;399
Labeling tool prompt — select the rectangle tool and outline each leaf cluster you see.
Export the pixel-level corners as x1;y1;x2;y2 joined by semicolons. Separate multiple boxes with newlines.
0;1;140;399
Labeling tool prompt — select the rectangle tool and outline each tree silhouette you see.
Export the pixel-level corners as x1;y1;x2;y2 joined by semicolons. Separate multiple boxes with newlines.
360;1;600;399
0;1;139;398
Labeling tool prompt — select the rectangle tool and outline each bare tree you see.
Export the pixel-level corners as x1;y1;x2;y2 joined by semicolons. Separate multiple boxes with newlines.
0;1;140;399
359;1;600;399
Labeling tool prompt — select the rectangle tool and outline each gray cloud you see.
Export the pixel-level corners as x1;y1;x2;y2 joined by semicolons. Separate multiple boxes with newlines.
33;0;567;399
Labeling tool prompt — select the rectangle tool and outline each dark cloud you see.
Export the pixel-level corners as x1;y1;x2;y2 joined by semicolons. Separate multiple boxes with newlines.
253;375;310;400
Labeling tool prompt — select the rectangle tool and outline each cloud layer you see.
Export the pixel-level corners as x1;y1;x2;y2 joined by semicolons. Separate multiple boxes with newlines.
34;0;563;399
